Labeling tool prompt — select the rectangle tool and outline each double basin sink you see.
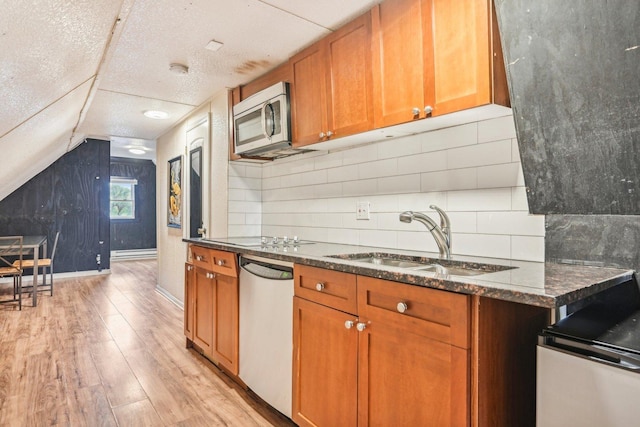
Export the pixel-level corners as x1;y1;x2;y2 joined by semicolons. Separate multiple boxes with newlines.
329;252;515;277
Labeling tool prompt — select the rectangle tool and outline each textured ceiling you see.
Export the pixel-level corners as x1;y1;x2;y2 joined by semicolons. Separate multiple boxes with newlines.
0;0;379;200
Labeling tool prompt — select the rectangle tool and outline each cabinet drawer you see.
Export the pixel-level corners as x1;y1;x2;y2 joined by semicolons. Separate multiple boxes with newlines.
294;264;357;315
190;245;238;277
357;276;470;349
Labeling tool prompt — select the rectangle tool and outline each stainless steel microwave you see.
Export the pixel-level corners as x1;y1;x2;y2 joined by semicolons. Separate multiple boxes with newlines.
233;82;291;157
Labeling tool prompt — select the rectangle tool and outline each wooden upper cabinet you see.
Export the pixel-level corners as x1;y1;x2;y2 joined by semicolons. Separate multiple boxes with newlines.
291;11;374;147
372;0;503;127
372;0;431;128
431;0;491;115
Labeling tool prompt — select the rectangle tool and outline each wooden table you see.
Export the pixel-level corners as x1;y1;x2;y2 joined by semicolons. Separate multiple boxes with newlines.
0;235;47;307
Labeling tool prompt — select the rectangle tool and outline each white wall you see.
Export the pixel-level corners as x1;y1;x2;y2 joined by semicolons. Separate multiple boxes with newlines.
156;91;230;303
229;114;545;262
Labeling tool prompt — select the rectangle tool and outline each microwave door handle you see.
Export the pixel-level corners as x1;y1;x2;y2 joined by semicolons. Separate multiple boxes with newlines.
262;102;275;140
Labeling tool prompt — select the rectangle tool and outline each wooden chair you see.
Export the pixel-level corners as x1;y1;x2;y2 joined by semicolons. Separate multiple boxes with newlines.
14;231;59;297
0;236;23;310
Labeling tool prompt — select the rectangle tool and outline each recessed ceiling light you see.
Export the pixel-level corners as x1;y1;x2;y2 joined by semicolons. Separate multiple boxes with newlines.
143;110;169;120
205;39;224;52
128;148;146;155
169;63;189;75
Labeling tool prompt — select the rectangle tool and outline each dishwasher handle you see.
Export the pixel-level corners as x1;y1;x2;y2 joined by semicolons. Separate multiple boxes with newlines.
240;256;293;280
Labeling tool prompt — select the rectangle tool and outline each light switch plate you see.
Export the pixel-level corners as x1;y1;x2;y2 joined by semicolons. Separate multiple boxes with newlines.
356;201;370;220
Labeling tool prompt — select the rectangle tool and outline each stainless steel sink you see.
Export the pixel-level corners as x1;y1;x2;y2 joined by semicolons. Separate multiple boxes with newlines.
350;256;426;269
329;253;514;277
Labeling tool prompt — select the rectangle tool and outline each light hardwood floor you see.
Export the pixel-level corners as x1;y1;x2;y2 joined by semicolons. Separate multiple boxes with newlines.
0;259;295;426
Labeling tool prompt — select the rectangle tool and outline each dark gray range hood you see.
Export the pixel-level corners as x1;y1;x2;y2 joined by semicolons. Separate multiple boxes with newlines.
494;0;640;215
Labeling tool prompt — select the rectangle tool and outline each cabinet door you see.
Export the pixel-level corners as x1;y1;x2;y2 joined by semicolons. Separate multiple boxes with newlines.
184;263;195;340
325;12;374;139
431;0;491;115
212;274;239;375
193;266;214;355
292;297;358;427
357;320;469;426
290;42;328;146
372;0;433;127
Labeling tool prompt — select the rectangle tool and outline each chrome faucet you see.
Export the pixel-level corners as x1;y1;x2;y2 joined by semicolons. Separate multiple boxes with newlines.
399;205;452;259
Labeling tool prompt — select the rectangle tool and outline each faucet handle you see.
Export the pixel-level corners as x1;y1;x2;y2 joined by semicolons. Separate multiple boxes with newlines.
429;205;451;247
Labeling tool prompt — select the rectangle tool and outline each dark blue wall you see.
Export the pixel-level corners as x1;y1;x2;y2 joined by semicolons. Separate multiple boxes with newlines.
0;139;111;273
110;156;157;251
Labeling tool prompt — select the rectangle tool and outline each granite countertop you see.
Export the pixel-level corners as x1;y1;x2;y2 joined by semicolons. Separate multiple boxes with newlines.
184;237;635;309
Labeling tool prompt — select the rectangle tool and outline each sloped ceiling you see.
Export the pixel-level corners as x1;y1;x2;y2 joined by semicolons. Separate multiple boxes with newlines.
0;0;379;201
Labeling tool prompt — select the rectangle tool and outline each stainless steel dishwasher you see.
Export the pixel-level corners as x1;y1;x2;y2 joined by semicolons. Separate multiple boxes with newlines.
238;254;294;418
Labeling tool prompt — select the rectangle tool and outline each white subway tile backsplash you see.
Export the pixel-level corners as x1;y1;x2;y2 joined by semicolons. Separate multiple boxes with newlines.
397;151;447;174
397;192;447;212
312;213;344;228
448;188;512;211
421;168;477;192
377;212;404;230
227;213;246;225
447;139;512;169
511;138;522;163
421;122;478;152
511;187;530;211
228;176;261;191
229;116;545;262
343;144;378;166
228;188;246;201
343;179;378;197
281;169;327;188
228;200;261;214
314;151;343;170
342;212;379;230
228;163;245;177
477;211;545;236
358;229;397;248
327;165;358;183
327;228;359;244
262;176;282;190
377;174;421;194
477;162;521;188
447;212;477;233
245;165;262;179
511;236;545;262
368;195;400;213
478;115;516;143
228;224;261;237
454;234;511;259
244;213;261;225
314;183;343;199
378;135;422;159
397;230;439;253
358;158;398;179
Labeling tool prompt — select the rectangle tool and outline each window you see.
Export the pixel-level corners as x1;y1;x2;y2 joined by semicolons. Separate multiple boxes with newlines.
110;177;137;219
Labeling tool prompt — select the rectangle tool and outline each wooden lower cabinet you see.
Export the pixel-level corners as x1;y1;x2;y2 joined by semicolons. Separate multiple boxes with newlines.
212;273;239;374
357;275;470;426
358;320;469;426
292;296;358;427
184;263;195;340
185;246;239;376
292;266;469;426
192;265;215;355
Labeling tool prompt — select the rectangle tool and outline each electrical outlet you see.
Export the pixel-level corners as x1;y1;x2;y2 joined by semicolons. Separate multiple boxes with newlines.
356;201;370;220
